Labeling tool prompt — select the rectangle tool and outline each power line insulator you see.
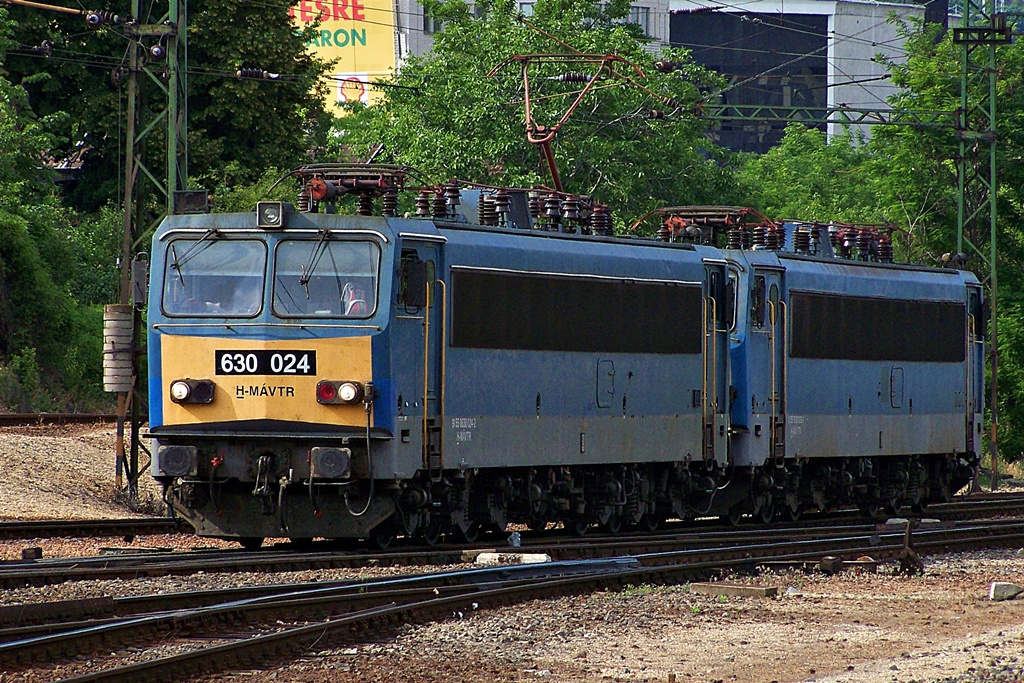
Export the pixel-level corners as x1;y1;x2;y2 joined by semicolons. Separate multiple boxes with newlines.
86;10;121;28
32;40;53;58
548;73;591;83
236;69;281;80
654;60;685;73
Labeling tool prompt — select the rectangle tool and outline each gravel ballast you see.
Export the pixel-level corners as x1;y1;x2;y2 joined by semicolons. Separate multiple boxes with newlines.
2;424;1024;683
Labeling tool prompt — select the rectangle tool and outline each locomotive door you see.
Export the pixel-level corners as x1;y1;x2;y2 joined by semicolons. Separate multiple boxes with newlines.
393;241;445;480
703;261;730;466
966;285;984;457
749;267;787;462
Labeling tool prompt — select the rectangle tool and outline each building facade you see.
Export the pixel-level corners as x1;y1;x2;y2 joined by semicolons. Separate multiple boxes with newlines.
669;0;935;152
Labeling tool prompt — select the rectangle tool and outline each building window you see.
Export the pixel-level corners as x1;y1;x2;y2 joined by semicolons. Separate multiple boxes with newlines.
519;2;535;16
423;11;442;34
628;6;650;33
424;2;486;32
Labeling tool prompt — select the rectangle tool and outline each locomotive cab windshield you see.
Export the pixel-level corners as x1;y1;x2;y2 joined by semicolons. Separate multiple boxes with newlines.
162;236;266;317
273;237;380;318
159;231;383;320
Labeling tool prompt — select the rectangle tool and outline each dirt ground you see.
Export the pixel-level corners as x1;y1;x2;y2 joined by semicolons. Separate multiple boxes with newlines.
197;552;1024;683
4;425;1024;683
0;424;164;519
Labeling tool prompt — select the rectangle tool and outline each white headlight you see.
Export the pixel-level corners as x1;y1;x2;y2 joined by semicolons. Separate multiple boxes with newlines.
170;380;191;402
338;382;361;403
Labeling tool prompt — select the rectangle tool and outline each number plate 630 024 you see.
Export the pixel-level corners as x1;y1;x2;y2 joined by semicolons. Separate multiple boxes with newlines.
215;350;317;376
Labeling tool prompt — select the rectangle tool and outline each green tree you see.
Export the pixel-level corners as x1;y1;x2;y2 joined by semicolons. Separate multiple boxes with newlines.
874;19;1024;461
0;9;107;410
739;18;1024;461
333;0;740;226
737;124;876;223
3;1;332;211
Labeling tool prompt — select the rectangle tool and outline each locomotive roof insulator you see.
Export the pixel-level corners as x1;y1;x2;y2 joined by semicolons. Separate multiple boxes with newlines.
478;193;499;226
544;195;561;219
856;229;873;261
356;193;375;216
444;182;461;211
494;188;511;226
382;187;399;217
752;225;767;248
591;203;613;236
561;197;581;222
431;190;448;219
877;236;894;263
415;190;432;217
727;227;744;250
528;193;543;219
793;228;811;254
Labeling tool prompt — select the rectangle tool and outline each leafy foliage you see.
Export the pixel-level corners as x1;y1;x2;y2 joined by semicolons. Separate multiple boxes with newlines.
0;10;109;410
2;1;332;210
737;18;1024;460
737;125;876;223
333;0;741;226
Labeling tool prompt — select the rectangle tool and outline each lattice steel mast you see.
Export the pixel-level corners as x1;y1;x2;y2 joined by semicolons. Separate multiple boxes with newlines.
952;0;1009;489
114;0;189;498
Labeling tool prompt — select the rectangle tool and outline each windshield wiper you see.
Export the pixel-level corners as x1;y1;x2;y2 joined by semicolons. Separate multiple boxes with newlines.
169;244;184;286
169;229;221;281
298;229;331;300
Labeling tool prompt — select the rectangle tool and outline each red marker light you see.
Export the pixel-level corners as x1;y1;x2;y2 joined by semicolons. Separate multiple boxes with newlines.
316;381;338;404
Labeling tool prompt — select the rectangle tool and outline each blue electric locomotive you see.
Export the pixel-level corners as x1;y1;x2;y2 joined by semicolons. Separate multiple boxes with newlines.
148;165;981;546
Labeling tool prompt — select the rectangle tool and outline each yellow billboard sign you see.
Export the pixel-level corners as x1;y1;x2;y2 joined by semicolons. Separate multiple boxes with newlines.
289;0;396;108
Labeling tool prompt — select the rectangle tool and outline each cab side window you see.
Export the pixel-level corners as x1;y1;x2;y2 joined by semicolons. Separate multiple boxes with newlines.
751;276;766;328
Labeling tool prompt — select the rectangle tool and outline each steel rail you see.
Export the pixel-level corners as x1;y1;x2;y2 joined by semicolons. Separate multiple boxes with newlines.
0;518;184;540
38;521;1024;683
0;558;638;670
1;511;1023;590
0;413;117;427
0;488;1017;544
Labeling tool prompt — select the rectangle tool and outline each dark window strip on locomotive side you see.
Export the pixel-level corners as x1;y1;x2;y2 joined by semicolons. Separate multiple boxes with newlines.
451;269;704;354
790;291;966;362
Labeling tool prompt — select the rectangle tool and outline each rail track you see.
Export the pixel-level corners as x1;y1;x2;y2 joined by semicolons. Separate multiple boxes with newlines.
0;518;184;540
3;517;1024;682
0;490;1018;543
0;491;1020;588
0;413;116;427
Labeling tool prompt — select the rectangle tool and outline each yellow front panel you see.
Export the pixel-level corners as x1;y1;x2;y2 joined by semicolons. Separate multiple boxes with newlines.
161;335;372;426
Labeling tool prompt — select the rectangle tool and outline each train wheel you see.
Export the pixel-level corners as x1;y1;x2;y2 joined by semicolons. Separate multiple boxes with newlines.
911;500;928;514
369;525;396;550
421;518;445;546
758;502;775;525
639;512;663;532
570;517;589;537
527;517;548;532
721;506;744;527
602;514;624;535
784;504;802;523
239;537;264;550
455;522;481;544
858;503;885;521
